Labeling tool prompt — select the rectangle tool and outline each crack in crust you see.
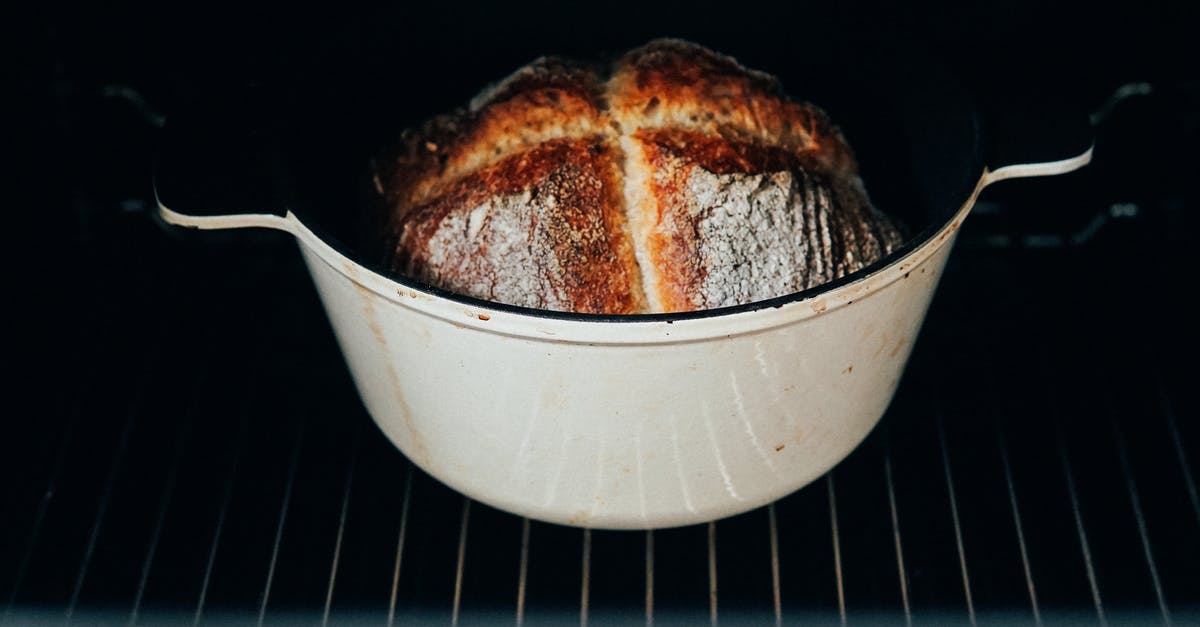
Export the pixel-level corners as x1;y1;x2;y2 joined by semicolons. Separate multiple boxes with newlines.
375;39;904;314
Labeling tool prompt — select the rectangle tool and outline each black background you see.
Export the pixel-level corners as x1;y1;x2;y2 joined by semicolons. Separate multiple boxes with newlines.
6;3;1200;623
12;0;1199;354
13;0;1200;234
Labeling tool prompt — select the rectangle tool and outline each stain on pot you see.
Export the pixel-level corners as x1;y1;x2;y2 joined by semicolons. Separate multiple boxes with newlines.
874;331;892;358
567;510;592;527
356;282;431;466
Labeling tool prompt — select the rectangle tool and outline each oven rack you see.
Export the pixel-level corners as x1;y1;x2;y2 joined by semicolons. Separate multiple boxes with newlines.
2;211;1196;626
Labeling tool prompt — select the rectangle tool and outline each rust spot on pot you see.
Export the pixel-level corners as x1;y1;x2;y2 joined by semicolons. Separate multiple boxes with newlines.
541;385;566;411
937;220;962;243
890;337;907;358
477;314;491;321
387;362;430;466
358;286;389;347
359;284;431;466
774;443;785;452
874;331;891;358
365;316;386;347
904;271;911;279
843;365;853;374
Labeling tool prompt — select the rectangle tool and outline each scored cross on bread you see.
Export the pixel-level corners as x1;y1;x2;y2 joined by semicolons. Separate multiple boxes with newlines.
374;39;904;315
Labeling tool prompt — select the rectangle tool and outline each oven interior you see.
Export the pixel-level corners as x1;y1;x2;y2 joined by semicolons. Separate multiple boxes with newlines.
7;3;1198;625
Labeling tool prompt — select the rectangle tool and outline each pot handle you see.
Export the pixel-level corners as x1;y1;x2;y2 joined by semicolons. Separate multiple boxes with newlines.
980;96;1094;187
152;84;294;233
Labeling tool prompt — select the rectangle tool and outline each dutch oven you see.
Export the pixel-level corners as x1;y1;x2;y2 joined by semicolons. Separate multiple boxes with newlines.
153;34;1091;529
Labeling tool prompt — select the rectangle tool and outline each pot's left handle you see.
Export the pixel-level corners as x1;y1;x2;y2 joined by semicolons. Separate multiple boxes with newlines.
153;84;295;233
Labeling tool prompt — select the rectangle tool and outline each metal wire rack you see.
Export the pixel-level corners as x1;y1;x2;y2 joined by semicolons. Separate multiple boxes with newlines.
2;185;1197;626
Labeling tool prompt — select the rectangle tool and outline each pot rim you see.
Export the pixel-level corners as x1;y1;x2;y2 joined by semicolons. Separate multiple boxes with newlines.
158;147;1090;344
285;175;984;345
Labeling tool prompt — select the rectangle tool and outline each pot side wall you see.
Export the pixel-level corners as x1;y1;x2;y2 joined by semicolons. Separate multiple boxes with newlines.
297;235;956;529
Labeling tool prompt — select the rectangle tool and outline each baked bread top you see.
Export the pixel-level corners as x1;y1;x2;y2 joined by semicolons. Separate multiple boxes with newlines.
373;39;904;314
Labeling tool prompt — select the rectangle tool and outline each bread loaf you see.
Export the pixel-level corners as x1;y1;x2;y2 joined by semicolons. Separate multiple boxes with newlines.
374;39;904;314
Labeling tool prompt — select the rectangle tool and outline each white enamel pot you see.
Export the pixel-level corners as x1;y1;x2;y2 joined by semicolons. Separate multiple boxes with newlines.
153;44;1093;529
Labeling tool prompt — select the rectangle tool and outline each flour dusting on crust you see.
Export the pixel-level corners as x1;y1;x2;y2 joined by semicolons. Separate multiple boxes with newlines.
378;39;904;314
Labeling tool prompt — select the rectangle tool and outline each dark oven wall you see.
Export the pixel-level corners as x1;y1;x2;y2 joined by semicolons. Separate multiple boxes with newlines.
8;2;1200;625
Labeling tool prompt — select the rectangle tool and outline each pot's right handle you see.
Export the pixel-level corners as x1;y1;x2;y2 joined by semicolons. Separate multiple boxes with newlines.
152;84;294;233
980;96;1094;187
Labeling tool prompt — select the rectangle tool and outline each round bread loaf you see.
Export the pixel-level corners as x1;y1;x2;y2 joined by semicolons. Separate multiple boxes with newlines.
373;39;904;314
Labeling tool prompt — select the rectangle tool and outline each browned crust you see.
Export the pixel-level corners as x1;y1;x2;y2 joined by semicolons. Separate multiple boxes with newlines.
377;57;609;220
636;129;803;312
633;132;699;313
394;138;644;314
376;38;901;314
379;39;859;213
607;39;858;174
637;128;903;312
634;127;829;176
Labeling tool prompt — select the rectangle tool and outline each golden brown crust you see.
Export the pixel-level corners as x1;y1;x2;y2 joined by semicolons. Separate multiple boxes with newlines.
376;39;903;314
607;39;858;175
394;138;644;314
634;128;903;312
634;127;825;175
379;57;609;219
